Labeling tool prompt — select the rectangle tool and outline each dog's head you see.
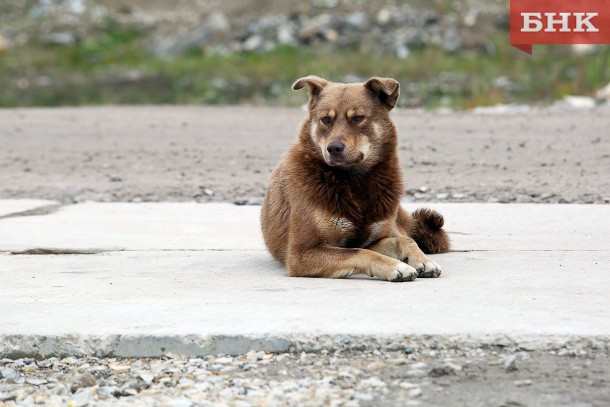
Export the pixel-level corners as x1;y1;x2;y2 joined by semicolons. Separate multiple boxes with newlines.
293;75;399;168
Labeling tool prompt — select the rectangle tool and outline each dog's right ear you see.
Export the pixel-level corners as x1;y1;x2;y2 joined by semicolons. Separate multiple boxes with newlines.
292;76;328;101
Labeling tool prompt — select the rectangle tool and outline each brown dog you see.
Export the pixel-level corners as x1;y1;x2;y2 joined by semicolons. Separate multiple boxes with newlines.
260;75;449;282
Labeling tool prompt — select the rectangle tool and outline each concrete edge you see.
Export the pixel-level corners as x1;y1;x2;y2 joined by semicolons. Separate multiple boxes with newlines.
1;334;608;359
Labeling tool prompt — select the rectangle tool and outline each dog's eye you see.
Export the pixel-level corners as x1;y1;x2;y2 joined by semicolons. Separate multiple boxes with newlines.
321;116;332;125
353;115;365;123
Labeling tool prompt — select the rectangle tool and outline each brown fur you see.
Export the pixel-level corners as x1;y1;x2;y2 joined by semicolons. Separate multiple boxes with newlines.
260;75;450;282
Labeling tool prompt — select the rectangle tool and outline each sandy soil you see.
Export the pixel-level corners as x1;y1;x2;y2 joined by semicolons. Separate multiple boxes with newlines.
1;106;608;204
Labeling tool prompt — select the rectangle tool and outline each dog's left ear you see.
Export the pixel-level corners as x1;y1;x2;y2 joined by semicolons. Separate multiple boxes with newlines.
364;77;400;109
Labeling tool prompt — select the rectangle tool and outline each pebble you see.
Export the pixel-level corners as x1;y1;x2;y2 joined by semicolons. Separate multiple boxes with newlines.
138;373;154;385
514;379;533;387
516;194;533;203
25;378;46;385
504;355;518;372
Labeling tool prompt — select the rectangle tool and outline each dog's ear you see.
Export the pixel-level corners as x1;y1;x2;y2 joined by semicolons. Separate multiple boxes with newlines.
364;77;400;109
292;75;329;100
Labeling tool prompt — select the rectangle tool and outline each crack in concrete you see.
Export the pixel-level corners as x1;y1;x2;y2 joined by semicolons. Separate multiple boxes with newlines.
0;203;64;220
9;248;120;255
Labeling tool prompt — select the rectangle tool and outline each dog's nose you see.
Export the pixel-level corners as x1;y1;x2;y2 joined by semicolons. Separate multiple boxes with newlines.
327;141;345;156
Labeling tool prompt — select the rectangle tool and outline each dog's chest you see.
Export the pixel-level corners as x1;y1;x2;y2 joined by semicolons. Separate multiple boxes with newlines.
328;216;390;248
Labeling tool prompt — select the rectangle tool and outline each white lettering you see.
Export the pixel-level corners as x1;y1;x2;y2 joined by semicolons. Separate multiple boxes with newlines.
522;13;543;32
573;12;599;32
544;12;571;32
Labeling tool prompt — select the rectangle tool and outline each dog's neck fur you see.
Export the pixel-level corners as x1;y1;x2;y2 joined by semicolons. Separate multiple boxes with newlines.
288;125;404;223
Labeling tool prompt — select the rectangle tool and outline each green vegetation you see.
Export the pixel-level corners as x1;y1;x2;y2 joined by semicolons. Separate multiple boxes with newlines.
0;20;608;108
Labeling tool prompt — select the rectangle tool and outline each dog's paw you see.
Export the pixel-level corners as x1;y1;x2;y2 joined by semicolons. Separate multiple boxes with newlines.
388;262;417;282
403;256;441;278
419;260;442;278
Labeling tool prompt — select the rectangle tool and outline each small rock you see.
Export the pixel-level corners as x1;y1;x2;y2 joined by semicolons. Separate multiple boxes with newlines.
72;388;91;407
436;193;449;200
299;14;332;40
108;174;122;182
26;378;47;386
366;361;385;371
409;362;427;370
1;368;15;379
0;392;17;402
405;347;415;354
429;362;461;377
246;350;258;362
74;373;97;388
376;8;393;25
275;354;289;362
354;393;374;401
215;357;232;364
202;188;214;197
514;379;533;387
256;351;265;360
408;387;423;397
504;355;518;372
555;95;596;110
167;399;193;407
452;193;466;199
338;371;354;380
345;12;368;29
109;364;131;373
361;377;386;387
138;373;154;385
489;337;516;348
243;35;264;51
516;194;533;203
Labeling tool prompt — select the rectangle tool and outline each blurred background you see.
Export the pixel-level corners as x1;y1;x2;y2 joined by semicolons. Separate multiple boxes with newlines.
1;0;609;109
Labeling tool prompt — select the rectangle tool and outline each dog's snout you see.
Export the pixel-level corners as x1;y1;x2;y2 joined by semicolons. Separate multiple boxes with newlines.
327;141;345;156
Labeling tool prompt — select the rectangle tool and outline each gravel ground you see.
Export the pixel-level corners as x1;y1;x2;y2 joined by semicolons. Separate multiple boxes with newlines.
1;337;609;407
1;106;609;205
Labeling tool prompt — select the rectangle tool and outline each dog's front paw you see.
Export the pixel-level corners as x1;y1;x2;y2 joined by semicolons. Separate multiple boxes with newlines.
403;256;442;278
387;262;417;282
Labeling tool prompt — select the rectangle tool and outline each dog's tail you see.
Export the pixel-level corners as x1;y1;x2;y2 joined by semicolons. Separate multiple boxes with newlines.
411;208;450;254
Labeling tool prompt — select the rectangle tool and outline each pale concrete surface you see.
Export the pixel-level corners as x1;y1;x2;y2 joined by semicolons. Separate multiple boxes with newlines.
0;201;609;357
1;202;609;252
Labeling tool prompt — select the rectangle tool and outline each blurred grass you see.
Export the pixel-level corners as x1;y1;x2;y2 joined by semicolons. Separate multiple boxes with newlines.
0;18;608;108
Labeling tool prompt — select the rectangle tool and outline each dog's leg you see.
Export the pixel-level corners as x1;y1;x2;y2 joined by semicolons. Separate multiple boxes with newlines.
286;245;418;282
368;236;442;278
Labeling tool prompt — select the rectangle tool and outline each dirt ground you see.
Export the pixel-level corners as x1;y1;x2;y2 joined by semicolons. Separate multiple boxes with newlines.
0;106;609;204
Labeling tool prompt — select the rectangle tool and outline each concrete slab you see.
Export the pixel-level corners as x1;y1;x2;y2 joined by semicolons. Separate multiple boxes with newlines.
0;201;608;357
0;203;609;252
0;250;608;337
0;199;58;218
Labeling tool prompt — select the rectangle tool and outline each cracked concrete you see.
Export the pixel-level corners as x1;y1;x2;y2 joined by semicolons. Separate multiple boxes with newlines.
0;201;609;357
0;199;59;219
